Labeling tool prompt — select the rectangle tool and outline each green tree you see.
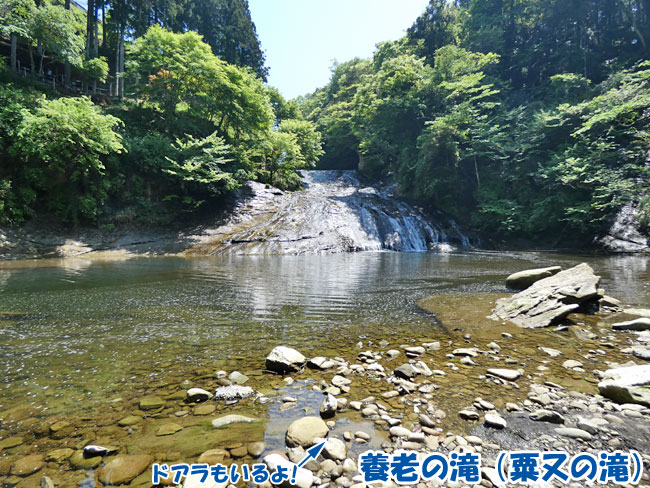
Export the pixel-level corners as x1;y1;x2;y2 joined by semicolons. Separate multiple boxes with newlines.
11;97;124;224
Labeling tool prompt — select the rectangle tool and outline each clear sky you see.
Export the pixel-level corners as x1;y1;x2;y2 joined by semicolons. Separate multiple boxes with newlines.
248;0;430;99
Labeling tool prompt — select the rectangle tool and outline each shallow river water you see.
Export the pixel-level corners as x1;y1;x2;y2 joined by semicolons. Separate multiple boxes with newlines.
0;250;649;485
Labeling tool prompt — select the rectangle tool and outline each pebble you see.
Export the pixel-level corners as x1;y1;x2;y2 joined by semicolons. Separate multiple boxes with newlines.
529;409;565;424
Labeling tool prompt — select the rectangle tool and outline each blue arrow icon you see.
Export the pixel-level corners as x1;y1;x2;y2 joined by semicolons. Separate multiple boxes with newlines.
298;441;326;468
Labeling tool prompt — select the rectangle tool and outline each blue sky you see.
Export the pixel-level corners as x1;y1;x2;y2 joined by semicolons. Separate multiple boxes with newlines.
248;0;429;99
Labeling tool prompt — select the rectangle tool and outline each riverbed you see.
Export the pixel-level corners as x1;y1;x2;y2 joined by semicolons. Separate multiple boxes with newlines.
1;251;650;486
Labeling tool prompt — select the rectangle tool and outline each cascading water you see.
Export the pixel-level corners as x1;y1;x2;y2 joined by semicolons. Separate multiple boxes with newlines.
190;170;471;255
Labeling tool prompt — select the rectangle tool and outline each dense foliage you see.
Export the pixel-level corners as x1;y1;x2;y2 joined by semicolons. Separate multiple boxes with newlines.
302;0;650;245
0;0;322;226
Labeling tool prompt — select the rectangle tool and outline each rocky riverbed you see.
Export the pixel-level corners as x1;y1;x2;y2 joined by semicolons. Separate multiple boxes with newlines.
1;262;650;487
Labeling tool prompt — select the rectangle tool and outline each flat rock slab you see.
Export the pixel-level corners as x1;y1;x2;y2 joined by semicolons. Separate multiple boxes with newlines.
487;368;522;381
492;263;600;328
506;266;562;290
598;364;650;407
612;318;650;331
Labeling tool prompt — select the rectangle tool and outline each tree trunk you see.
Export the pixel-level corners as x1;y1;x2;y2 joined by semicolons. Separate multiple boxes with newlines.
10;35;18;71
64;0;71;86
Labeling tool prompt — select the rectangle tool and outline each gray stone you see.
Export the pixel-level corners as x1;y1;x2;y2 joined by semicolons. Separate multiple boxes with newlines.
487;368;522;381
394;364;418;379
492;263;600;328
554;427;593;441
484;413;507;429
266;346;306;374
322;438;347;461
563;360;583;369
529;410;565;424
320;394;338;418
613;318;650;331
389;426;411;437
459;410;480;421
633;348;650;360
506;266;562;290
598;365;650;407
229;371;249;384
539;346;562;357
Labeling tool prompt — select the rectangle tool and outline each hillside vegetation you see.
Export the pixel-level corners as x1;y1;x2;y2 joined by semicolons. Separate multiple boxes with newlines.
301;0;650;246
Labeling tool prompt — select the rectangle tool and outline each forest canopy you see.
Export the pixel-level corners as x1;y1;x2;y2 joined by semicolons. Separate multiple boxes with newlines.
0;0;322;226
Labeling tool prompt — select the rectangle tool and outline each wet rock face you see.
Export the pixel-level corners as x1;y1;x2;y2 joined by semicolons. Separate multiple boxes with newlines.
492;263;600;328
597;204;649;253
189;170;471;255
598;365;650;407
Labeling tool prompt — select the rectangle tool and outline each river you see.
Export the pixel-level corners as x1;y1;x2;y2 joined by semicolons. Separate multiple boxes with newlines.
1;251;649;485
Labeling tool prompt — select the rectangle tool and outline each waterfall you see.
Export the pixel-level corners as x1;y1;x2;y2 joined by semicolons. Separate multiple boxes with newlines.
194;170;472;255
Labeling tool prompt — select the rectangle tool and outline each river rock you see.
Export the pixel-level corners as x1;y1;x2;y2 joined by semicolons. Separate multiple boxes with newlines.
394;364;418;379
459;410;480;421
487;368;522;381
321;437;347;461
98;454;153;485
213;385;254;401
529;409;565;424
45;448;74;463
69;451;102;470
484;413;507;429
598;364;650;407
156;422;183;436
389;426;411;437
264;453;314;488
562;359;583;369
0;436;24;450
212;414;259;428
266;346;306;374
198;449;229;464
229;371;249;384
83;445;117;457
506;266;562;290
612;318;650;331
320;394;337;418
633;348;650;360
286;417;329;447
187;388;212;402
11;455;44;476
139;396;164;410
118;415;141;426
554;427;592;441
539;346;562;357
492;263;600;328
247;442;266;458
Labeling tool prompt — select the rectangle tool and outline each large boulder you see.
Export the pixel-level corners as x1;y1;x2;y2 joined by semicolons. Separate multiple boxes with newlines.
266;346;306;374
286;416;328;447
491;263;600;328
598;365;650;407
506;266;562;290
